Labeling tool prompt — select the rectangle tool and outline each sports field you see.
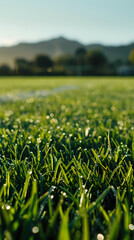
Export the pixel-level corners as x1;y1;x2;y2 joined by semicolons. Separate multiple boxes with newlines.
0;77;134;240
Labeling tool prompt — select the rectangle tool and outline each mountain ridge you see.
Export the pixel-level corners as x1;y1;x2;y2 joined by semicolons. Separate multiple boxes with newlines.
0;36;134;67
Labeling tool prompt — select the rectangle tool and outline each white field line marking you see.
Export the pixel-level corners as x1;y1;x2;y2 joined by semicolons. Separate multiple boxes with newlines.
0;85;78;102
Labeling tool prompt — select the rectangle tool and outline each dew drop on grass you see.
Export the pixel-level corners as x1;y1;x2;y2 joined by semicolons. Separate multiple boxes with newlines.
52;185;56;190
129;224;134;231
32;226;39;234
6;205;11;210
2;204;11;210
97;233;104;240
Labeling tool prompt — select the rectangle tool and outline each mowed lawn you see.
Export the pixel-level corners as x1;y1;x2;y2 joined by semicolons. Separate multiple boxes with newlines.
0;77;134;240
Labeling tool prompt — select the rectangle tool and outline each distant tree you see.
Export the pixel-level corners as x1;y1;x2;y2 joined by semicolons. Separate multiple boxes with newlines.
55;55;76;67
85;50;108;74
75;47;87;65
109;59;124;75
54;55;76;75
34;55;53;70
0;64;12;75
75;47;87;57
129;49;134;65
15;58;32;75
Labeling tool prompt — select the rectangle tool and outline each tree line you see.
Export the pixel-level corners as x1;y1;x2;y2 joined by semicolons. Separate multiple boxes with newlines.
0;48;134;76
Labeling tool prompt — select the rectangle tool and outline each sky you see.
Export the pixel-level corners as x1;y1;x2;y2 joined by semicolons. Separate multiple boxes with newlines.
0;0;134;46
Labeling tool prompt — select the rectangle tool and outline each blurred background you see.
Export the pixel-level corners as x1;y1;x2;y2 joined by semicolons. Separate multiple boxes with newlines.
0;0;134;76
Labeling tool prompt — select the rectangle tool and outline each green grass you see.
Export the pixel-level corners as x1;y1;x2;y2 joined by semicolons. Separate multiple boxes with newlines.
0;77;134;240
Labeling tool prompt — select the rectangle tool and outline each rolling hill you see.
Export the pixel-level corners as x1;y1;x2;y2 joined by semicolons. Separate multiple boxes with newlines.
0;37;133;67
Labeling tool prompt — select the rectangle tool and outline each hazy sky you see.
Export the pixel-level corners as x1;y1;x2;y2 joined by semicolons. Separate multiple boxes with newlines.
0;0;134;46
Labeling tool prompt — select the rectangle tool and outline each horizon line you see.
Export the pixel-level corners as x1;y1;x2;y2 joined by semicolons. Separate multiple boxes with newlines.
0;35;134;48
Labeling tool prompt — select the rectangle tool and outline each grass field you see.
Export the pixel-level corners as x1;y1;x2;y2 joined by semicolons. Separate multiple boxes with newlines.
0;77;134;240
